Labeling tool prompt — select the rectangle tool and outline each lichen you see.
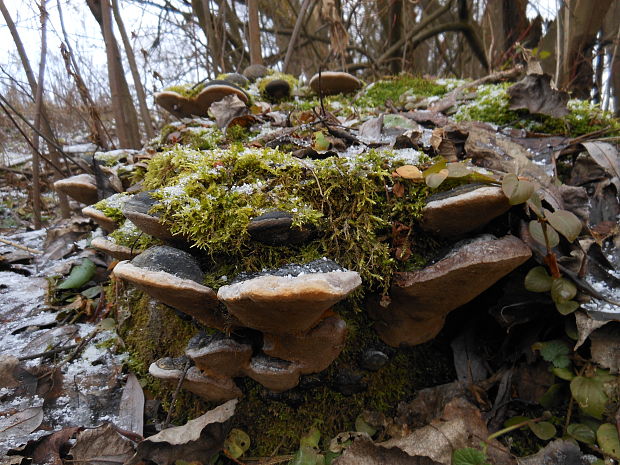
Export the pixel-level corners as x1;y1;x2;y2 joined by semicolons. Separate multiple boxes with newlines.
454;83;620;136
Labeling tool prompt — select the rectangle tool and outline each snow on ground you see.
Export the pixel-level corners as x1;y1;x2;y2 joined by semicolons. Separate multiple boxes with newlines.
0;229;128;455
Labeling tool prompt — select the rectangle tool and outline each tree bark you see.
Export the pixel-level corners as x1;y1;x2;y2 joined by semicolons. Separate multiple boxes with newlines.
0;0;70;219
248;0;263;65
87;0;142;149
112;0;155;139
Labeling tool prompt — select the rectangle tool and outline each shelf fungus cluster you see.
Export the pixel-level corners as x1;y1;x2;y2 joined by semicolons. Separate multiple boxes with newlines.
114;247;359;398
52;71;547;405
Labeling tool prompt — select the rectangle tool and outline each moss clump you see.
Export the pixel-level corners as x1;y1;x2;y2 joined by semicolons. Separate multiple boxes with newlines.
232;300;455;456
140;145;433;296
163;81;207;98
92;193;130;223
108;219;163;250
357;75;448;108
154;123;224;151
454;83;620;136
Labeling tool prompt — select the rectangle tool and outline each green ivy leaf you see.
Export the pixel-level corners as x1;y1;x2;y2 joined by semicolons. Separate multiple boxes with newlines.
546;210;582;242
57;258;96;290
567;423;596;445
425;169;449;188
597;423;620;457
524;266;552;292
551;278;577;303
539;383;564;408
529;220;559;248
224;428;251;459
452;447;490;465
570;376;608;419
355;414;377;437
555;300;580;315
535;340;571;368
502;173;534;205
551;367;575;381
528;421;556;440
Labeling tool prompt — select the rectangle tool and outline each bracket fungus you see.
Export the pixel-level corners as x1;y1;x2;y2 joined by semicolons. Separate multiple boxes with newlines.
368;235;532;347
217;260;362;334
112;246;226;329
149;357;242;401
420;185;511;237
244;354;302;392
90;236;142;261
155;81;249;118
53;174;99;205
247;211;312;245
262;315;347;374
185;332;252;379
122;191;179;242
309;71;362;96
81;206;120;233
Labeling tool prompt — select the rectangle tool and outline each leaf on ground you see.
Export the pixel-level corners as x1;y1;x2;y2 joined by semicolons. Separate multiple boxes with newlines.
550;278;577;303
332;436;442;465
69;423;135;465
57;258;96;290
452;447;490;465
425;169;449;189
507;74;569;118
125;398;237;465
581;141;619;181
502;174;534;205
596;423;620;457
516;439;584;465
395;165;423;181
534;340;571;369
223;428;250;459
554;300;579;315
0;407;43;440
26;427;81;465
209;94;249;129
528;421;556;441
117;373;145;437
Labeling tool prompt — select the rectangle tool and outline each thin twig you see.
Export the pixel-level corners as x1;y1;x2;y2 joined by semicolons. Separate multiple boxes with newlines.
163;359;191;428
0;237;43;254
18;344;78;361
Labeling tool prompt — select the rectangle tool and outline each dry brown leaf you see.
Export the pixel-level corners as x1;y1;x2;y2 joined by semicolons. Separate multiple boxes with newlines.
70;423;135;465
395;165;423;181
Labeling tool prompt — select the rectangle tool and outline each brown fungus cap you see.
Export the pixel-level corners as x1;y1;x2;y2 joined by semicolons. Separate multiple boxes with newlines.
81;206;120;233
90;236;142;261
113;246;227;329
122;191;178;242
263;316;347;374
309;71;362;96
54;174;99;205
368;235;532;347
186;332;252;379
420;185;511;238
217;259;361;334
149;357;241;401
243;354;301;392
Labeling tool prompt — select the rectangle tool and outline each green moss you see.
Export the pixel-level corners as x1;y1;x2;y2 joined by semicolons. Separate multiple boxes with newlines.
140;146;433;296
164;81;207;98
232;302;455;456
454;83;620;136
154;124;225;151
356;75;448;109
108;219;163;250
92;193;130;224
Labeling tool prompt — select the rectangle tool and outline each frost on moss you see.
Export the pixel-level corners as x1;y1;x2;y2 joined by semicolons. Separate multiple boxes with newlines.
163;81;206;98
108;219;162;250
153;122;225;151
92;193;130;223
140;145;436;295
454;83;620;136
